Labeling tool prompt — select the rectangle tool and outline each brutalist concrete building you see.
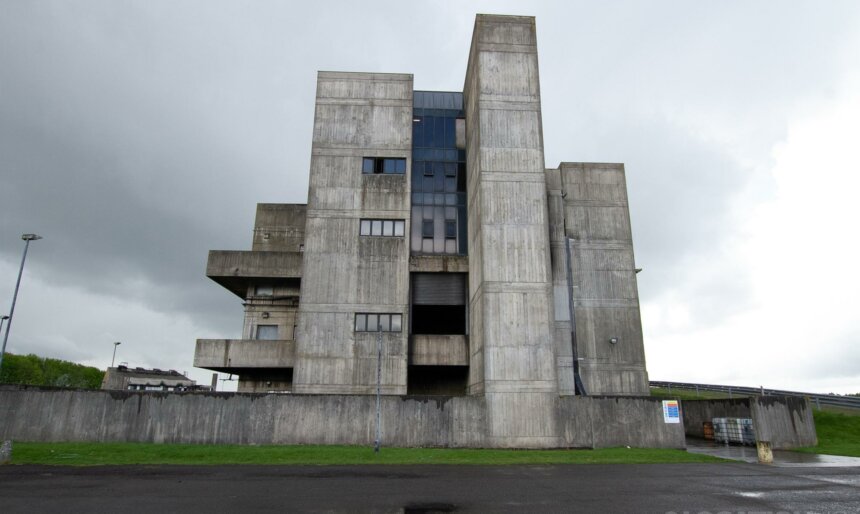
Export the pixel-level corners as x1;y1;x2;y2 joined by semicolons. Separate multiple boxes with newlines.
195;14;649;446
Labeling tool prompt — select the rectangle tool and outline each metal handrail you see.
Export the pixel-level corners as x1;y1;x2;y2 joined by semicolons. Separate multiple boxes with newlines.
650;380;860;409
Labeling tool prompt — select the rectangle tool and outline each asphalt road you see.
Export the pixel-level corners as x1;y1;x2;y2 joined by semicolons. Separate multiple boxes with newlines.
1;463;858;513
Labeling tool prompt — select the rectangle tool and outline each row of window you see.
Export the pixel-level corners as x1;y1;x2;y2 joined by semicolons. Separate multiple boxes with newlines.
362;157;406;175
358;219;454;240
253;316;404;337
360;219;405;237
422;219;457;239
354;313;403;332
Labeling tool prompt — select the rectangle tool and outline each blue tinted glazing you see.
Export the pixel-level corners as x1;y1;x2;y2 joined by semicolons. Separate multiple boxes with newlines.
412;91;467;255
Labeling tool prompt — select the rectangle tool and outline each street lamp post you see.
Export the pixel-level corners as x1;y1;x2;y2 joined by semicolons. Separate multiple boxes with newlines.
0;315;8;378
111;342;121;368
0;234;42;374
374;326;382;453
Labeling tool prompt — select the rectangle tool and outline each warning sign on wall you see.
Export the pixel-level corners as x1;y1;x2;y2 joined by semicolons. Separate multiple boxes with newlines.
662;400;680;424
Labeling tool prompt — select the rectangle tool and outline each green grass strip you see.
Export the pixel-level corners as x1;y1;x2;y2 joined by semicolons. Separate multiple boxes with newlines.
795;409;860;457
8;442;724;466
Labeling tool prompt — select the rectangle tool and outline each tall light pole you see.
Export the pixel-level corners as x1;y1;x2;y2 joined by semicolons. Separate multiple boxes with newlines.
374;326;382;453
0;315;8;379
111;341;121;368
0;234;42;374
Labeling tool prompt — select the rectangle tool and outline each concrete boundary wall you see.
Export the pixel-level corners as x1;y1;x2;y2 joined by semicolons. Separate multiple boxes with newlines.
559;396;686;449
679;397;817;449
1;387;687;448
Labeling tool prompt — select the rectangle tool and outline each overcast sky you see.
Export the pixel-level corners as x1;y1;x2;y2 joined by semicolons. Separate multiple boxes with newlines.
2;1;858;394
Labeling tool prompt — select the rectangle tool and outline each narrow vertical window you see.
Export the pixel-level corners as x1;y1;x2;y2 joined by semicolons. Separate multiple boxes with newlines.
445;220;456;239
378;314;390;332
360;219;371;236
366;314;379;332
355;314;367;332
422;220;434;238
362;157;375;174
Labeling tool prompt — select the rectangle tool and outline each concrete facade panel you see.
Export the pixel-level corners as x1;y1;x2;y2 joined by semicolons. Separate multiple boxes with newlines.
478;109;542;150
481;225;551;283
478;51;539;97
252;204;307;252
194;339;296;369
411;335;469;366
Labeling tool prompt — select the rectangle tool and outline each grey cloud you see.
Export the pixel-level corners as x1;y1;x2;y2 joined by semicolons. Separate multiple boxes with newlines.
2;1;859;389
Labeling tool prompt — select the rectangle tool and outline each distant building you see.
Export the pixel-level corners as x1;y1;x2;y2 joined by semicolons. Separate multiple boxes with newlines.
102;365;200;392
194;13;649;421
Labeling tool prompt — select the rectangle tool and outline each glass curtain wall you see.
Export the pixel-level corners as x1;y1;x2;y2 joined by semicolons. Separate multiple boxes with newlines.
411;91;467;255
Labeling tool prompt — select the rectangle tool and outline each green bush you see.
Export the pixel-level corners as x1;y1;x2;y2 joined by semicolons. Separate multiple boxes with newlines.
0;353;104;389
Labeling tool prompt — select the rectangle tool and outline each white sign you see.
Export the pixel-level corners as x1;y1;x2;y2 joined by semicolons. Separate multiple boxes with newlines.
663;400;680;424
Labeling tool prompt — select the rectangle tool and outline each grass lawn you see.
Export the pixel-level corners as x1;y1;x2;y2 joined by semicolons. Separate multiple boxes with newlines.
8;443;725;466
795;409;860;457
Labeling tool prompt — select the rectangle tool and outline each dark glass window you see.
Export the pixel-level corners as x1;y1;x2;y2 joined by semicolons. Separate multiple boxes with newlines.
411;92;467;256
362;157;406;175
362;157;375;173
445;220;456;239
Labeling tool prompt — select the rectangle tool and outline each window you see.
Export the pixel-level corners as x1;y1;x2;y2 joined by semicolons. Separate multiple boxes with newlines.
255;284;273;296
444;162;456;177
422;220;434;238
445;220;457;239
354;313;403;332
255;325;279;340
362;157;406;175
359;219;405;237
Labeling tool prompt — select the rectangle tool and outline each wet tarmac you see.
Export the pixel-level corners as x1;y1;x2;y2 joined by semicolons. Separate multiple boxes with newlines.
686;437;860;467
3;462;859;513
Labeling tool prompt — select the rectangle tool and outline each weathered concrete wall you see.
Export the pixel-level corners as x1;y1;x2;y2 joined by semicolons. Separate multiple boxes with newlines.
464;14;561;448
554;163;649;395
241;286;299;343
252;203;307;252
410;335;469;366
750;396;817;449
295;71;413;395
0;387;484;447
559;396;686;448
679;397;817;449
194;340;296;369
1;387;687;449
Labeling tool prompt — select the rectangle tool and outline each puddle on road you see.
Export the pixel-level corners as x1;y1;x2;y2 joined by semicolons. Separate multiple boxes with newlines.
403;503;457;513
686;439;860;467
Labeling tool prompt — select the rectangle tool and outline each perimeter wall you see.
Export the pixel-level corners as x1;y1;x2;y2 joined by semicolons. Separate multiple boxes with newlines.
0;387;684;448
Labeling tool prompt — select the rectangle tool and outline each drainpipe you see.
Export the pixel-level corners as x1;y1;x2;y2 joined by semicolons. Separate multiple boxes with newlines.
564;235;586;396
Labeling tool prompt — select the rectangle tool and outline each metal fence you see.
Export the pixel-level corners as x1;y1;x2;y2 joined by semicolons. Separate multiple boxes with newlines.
650;380;860;410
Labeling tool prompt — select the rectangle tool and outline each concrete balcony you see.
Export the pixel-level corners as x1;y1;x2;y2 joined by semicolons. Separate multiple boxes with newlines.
194;339;296;372
206;250;302;297
409;335;469;366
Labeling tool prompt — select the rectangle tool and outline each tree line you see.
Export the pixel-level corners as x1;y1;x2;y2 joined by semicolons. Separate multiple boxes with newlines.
0;353;104;389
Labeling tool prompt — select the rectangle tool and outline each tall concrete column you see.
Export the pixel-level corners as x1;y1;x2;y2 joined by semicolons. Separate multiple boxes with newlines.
464;15;560;447
294;72;413;395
